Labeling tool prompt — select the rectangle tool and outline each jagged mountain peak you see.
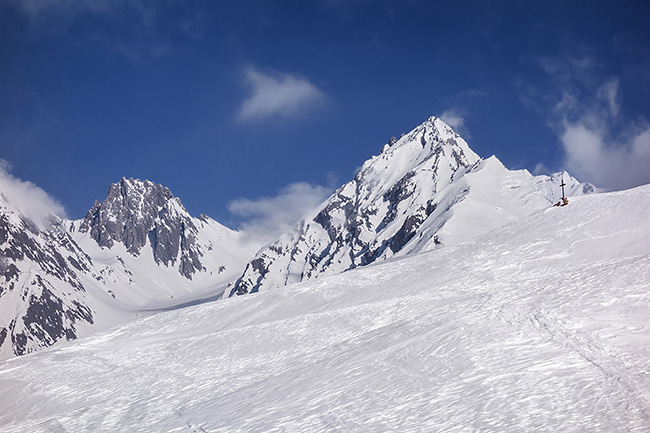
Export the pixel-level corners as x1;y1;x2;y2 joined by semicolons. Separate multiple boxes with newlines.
384;115;457;142
0;115;602;360
74;177;257;283
367;116;476;176
117;177;180;202
350;116;479;216
93;177;181;218
75;177;208;280
1;175;259;360
230;115;598;297
231;116;483;296
79;177;191;256
344;116;479;211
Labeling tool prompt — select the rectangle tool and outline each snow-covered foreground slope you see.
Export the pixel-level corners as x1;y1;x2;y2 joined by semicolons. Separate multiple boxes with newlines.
1;185;649;432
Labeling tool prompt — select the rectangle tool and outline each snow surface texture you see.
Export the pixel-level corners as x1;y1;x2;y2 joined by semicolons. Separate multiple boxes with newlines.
231;116;597;296
1;184;648;432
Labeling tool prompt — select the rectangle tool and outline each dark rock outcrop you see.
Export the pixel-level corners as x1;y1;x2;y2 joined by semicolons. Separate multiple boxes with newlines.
0;198;96;358
231;116;480;296
80;178;205;279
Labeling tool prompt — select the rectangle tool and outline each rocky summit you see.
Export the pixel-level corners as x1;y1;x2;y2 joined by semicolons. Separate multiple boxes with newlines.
230;116;597;296
80;178;205;279
0;178;256;360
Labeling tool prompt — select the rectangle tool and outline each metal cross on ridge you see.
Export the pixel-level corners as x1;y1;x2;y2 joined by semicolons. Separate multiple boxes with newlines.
555;174;569;207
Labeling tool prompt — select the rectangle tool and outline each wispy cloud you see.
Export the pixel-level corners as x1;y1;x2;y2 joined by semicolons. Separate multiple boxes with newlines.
440;109;469;138
538;54;597;86
237;68;327;122
0;159;66;227
596;77;620;118
438;89;486;139
12;0;114;19
527;53;650;190
10;0;203;60
228;182;332;240
532;162;550;176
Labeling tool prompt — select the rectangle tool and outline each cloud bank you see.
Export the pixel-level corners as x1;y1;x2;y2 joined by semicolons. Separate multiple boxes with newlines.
237;68;326;122
533;54;650;190
228;182;332;240
0;160;67;227
560;120;650;191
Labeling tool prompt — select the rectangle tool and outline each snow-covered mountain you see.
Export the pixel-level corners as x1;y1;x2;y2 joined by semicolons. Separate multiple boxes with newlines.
0;194;99;359
0;116;599;360
69;178;260;305
0;178;258;360
1;184;647;432
231;116;597;296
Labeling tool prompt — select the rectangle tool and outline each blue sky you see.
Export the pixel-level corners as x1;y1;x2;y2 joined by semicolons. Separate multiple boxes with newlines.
1;0;649;236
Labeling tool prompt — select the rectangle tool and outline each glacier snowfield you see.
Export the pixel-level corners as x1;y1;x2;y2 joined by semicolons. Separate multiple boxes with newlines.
1;185;649;432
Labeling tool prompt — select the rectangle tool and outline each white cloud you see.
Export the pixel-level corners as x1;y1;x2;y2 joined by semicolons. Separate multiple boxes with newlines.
529;53;650;190
555;72;649;190
553;91;579;115
560;122;650;191
538;55;596;83
532;162;550;176
596;78;620;117
0;160;67;227
228;182;332;240
237;68;326;122
440;109;470;138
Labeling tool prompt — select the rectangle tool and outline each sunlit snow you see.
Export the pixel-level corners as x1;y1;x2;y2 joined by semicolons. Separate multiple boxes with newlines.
0;185;649;432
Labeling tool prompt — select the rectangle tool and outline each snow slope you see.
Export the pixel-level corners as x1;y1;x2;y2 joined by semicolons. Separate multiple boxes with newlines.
1;184;648;432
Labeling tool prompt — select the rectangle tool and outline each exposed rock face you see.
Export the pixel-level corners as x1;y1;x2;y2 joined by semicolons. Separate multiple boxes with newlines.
0;197;95;358
229;116;599;296
0;116;600;360
80;178;205;279
1;178;256;360
230;116;481;296
81;180;173;253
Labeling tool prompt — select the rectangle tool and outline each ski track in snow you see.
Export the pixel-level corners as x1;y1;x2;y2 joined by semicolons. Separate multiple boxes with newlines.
1;186;649;432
